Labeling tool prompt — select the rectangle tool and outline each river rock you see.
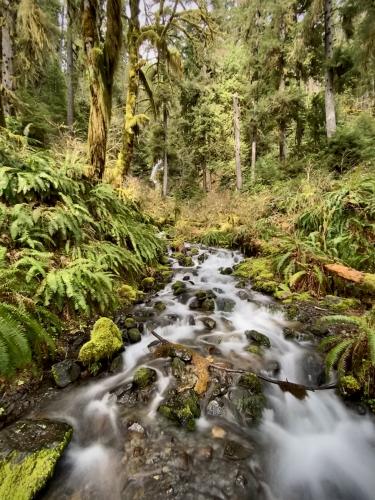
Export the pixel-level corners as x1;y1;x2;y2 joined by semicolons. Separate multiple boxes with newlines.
198;253;208;263
128;328;142;343
110;354;124;374
158;389;201;431
51;359;81;388
301;352;325;385
154;301;166;313
201;298;215;312
201;317;217;330
0;419;72;499
220;267;233;275
216;298;236;312
223;439;253;460
172;281;187;296
245;330;271;348
133;367;157;389
206;399;224;417
182;275;191;281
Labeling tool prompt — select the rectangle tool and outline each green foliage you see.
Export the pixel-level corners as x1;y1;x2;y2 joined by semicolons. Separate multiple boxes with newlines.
319;312;375;397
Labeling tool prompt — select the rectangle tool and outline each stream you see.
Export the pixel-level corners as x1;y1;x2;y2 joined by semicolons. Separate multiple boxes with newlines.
37;246;375;500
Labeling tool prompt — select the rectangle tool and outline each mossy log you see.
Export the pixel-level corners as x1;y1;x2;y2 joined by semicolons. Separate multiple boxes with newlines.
324;264;375;295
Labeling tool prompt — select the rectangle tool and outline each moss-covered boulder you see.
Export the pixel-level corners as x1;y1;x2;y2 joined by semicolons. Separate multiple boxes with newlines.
154;301;167;313
124;317;137;329
128;328;142;343
158;389;201;431
231;372;265;424
245;330;271;348
172;252;194;267
78;317;123;367
234;257;279;294
172;281;187;296
141;277;155;291
117;284;140;305
0;419;72;500
133;367;157;389
51;360;81;388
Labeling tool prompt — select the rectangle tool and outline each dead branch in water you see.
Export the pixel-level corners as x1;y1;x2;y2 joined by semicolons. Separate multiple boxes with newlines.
150;330;337;400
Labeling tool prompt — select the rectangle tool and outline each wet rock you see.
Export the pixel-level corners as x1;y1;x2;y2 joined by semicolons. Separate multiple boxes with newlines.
301;352;325;385
110;354;124;374
173;347;192;363
245;345;263;357
51;359;81;388
216;298;236;312
283;327;296;339
265;359;281;376
154;301;167;313
201;317;216;330
195;446;213;461
172;253;194;267
142;277;155;291
206;399;224;417
0;419;72;499
211;425;226;439
245;330;271;348
220;267;233;275
238;373;262;393
158;389;201;431
182;275;191;281
223;440;252;460
237;290;251;301
128;328;142;343
188;298;200;310
133;367;157;389
172;281;187;296
198;253;208;263
231;373;265;424
201;298;215;312
213;287;224;294
128;423;145;434
171;357;186;378
124;317;137;329
188;315;196;325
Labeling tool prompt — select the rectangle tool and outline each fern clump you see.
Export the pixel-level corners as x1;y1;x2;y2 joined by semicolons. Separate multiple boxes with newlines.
78;317;123;367
319;312;375;398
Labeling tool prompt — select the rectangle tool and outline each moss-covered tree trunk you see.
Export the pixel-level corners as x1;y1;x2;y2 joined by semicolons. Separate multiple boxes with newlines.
1;0;15;116
66;0;75;131
82;0;122;180
121;0;141;179
162;103;168;197
233;93;242;190
324;0;337;138
0;7;7;128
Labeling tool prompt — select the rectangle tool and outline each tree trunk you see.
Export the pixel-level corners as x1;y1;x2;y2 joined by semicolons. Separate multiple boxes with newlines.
0;14;6;128
251;137;256;183
233;93;242;190
324;0;336;138
122;0;141;179
82;0;122;180
162;104;168;197
66;0;75;131
2;0;15;115
278;71;287;162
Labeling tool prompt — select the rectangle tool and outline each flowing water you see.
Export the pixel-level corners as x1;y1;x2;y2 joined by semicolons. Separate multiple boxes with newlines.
38;247;375;500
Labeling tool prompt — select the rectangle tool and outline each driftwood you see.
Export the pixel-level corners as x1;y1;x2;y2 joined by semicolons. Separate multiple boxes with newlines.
150;331;337;400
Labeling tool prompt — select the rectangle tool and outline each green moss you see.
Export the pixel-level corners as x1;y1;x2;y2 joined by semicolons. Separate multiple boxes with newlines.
78;317;123;367
279;291;312;304
0;427;72;500
321;295;361;312
238;373;262;393
245;330;271;348
142;277;155;290
133;367;157;388
234;394;266;423
339;375;361;396
128;328;141;343
172;281;187;296
154;301;167;313
158;389;201;431
233;257;279;295
124;317;137;329
117;284;139;305
363;274;375;295
246;345;263;356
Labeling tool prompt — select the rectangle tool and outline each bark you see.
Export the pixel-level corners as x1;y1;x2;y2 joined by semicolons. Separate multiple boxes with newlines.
0;13;6;128
122;0;141;178
251;137;256;183
82;0;122;180
162;103;168;197
233;93;242;190
278;71;287;162
1;0;15;115
66;0;75;131
324;0;337;138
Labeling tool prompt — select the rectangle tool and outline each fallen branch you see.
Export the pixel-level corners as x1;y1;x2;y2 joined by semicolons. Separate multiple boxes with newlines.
324;263;375;295
150;331;337;400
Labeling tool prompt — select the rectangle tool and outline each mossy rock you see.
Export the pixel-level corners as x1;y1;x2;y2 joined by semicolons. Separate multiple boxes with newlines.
238;373;262;394
195;290;216;300
245;330;271;348
171;357;186;378
0;419;72;500
124;317;137;329
78;317;123;367
141;277;155;291
161;270;173;282
154;301;167;313
189;247;199;256
158;389;201;431
133;367;157;389
320;295;361;313
117;284;139;305
201;298;215;312
339;375;361;397
172;281;187;296
51;360;81;388
245;345;263;356
128;328;141;343
233;257;279;295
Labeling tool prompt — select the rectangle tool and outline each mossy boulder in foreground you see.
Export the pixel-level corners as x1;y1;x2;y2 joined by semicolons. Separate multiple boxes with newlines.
78;317;123;366
0;419;72;500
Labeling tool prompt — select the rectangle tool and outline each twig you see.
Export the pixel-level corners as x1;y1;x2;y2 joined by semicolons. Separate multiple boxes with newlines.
150;330;337;396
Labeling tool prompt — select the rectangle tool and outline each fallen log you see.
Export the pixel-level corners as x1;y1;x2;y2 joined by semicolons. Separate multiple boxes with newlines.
324;263;375;295
150;330;337;400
